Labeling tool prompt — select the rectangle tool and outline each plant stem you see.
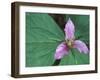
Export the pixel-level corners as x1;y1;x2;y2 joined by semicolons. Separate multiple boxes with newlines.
71;50;77;64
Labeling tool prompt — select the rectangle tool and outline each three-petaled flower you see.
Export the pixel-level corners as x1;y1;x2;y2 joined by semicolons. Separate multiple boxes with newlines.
54;18;89;60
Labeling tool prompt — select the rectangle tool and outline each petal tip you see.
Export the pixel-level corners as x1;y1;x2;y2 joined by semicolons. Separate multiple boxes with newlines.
74;40;89;54
64;18;75;40
54;42;69;60
54;54;61;60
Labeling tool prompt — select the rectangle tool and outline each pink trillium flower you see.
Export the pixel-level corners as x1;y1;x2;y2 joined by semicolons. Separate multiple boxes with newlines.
55;18;89;60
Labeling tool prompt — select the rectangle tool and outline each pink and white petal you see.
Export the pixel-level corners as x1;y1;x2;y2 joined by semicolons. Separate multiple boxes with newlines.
74;40;89;54
54;42;69;60
64;18;75;40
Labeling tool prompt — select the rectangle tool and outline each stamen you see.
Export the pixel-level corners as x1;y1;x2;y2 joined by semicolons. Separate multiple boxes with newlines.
66;39;74;48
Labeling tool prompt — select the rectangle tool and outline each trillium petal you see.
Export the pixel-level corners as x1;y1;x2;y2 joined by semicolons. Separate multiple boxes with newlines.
74;40;89;54
64;18;75;40
54;42;69;60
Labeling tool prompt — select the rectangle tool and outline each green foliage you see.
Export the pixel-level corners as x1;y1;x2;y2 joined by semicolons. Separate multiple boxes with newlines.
60;49;89;65
26;13;89;67
26;13;64;67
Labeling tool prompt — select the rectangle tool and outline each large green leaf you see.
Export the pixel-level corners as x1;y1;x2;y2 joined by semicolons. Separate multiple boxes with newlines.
65;15;89;44
60;49;89;65
26;13;64;67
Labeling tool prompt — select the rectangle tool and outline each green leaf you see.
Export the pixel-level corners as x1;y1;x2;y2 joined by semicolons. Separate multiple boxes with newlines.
65;15;89;44
60;49;89;65
26;13;64;67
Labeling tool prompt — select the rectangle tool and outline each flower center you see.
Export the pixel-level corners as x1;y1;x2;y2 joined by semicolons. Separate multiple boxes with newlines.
66;39;74;48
